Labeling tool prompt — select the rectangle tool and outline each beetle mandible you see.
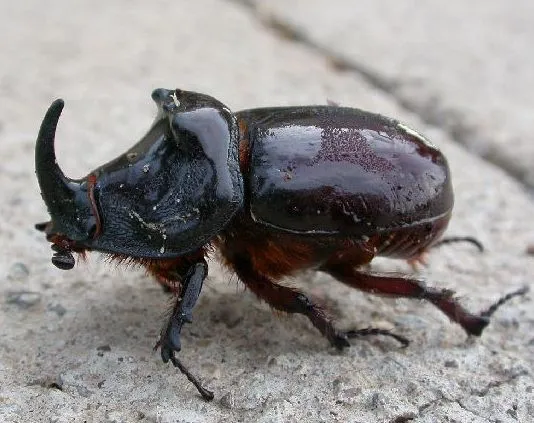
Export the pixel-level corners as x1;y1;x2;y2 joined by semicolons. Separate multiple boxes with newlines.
35;88;527;400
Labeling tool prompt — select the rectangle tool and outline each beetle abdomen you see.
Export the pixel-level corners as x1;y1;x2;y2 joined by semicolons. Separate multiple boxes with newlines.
237;106;453;237
374;217;450;259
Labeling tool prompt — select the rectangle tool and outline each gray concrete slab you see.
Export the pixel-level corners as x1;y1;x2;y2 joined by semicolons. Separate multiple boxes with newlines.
246;0;534;188
1;0;533;422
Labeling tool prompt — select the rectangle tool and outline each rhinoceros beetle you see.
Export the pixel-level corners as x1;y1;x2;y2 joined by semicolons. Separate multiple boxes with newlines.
35;88;527;400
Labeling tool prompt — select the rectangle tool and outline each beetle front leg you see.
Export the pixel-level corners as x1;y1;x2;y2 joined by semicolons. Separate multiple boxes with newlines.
159;261;207;361
149;259;214;400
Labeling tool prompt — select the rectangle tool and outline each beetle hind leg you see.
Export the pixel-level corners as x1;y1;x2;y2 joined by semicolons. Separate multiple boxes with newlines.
323;263;527;337
407;237;484;270
432;236;484;252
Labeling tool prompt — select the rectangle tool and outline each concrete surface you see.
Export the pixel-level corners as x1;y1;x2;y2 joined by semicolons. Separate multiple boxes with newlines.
245;0;534;189
1;1;533;422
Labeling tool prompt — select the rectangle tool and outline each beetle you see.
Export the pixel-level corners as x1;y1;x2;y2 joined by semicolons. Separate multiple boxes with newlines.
35;88;527;400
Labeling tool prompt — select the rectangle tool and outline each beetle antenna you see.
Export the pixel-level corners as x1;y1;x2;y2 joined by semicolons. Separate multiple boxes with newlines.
169;354;214;400
433;236;484;253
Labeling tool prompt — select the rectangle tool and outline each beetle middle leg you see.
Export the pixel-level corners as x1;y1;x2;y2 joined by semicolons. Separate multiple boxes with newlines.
232;255;406;349
323;263;526;336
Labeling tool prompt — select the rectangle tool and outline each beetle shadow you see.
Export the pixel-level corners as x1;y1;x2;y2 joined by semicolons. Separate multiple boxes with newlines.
70;266;436;356
52;273;334;366
28;262;456;394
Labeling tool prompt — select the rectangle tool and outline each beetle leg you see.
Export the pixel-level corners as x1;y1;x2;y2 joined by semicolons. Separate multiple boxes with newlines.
233;256;341;346
344;327;409;347
324;264;526;336
407;253;429;271
151;259;214;400
407;237;484;271
158;262;207;359
232;256;405;349
432;236;484;252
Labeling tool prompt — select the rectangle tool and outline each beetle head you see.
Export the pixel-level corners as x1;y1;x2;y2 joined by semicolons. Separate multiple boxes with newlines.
36;89;244;268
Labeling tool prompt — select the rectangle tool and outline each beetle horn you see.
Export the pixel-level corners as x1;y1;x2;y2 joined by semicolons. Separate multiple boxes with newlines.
35;100;84;227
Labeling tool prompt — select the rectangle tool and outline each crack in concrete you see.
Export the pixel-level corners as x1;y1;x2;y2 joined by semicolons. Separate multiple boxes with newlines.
414;371;529;421
454;399;492;421
229;0;533;193
470;369;529;398
418;394;446;415
415;396;489;422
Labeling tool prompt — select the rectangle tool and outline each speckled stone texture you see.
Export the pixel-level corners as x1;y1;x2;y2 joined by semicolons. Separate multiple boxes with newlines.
1;1;533;422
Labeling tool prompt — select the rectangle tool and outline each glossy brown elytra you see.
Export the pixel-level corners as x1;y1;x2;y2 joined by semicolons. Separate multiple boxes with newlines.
35;89;527;400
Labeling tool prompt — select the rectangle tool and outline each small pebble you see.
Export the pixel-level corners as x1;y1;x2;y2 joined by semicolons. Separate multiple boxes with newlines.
97;345;111;356
267;356;278;367
5;290;41;308
75;384;93;397
218;308;243;328
444;359;459;368
370;391;386;409
332;377;345;394
7;262;30;281
48;303;67;317
220;391;235;408
336;387;362;405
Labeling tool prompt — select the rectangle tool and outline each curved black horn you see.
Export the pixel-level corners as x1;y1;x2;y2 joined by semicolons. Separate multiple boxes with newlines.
35;100;78;217
36;99;64;170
